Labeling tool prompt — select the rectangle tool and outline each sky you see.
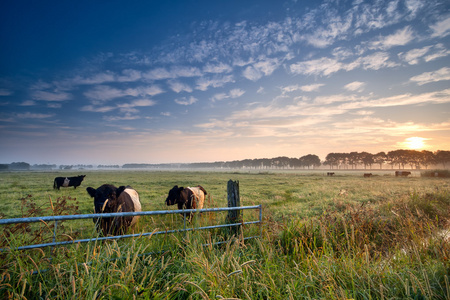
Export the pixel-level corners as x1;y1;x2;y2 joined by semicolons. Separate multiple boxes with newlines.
0;0;449;165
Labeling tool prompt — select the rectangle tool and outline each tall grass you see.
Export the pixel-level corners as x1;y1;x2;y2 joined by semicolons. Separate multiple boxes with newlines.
1;171;449;298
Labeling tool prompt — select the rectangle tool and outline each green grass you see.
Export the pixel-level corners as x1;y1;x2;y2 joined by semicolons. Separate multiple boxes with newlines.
1;170;450;299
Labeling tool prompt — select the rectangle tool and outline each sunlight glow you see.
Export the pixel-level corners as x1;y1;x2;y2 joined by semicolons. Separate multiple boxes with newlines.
404;137;426;150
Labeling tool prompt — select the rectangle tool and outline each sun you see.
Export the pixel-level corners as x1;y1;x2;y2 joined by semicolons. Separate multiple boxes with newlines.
404;137;426;150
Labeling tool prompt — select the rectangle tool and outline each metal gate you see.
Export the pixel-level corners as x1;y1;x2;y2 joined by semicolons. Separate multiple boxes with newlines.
0;205;262;252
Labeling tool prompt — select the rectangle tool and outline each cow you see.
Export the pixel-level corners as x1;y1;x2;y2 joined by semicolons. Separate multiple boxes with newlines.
86;184;141;235
165;185;207;222
327;172;335;176
54;175;86;190
395;171;411;177
364;173;372;178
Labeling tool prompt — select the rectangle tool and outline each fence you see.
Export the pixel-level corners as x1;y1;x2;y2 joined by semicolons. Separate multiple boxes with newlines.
0;205;262;252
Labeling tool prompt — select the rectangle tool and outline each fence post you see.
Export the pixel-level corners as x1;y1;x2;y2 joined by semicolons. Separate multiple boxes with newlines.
226;180;241;234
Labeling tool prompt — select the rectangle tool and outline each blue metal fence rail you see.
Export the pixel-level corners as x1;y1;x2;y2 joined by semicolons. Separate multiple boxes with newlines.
0;205;262;252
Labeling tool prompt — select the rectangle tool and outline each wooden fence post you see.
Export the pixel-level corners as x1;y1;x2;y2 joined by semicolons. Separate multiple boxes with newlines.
226;180;241;234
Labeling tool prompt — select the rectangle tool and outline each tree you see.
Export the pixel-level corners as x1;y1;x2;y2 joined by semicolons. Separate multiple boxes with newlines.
299;154;321;169
9;162;30;170
373;152;387;169
387;150;410;169
324;153;339;169
420;150;435;169
435;150;450;168
360;152;374;169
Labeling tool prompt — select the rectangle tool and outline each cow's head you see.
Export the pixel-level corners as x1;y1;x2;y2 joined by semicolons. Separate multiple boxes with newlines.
166;185;184;206
87;184;124;213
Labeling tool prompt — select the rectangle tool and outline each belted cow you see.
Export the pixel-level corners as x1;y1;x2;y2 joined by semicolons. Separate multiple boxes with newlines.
395;171;411;177
86;184;141;235
54;175;86;190
165;185;207;222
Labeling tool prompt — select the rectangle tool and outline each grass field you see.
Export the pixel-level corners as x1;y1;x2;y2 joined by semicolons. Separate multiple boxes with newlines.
1;170;449;299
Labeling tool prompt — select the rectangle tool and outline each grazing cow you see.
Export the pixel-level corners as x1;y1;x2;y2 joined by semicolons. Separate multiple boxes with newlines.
54;175;86;190
86;184;141;235
364;173;372;178
327;172;335;176
395;171;411;177
165;185;207;222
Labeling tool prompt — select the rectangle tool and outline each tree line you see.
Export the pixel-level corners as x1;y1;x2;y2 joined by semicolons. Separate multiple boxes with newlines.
2;149;449;171
124;150;450;170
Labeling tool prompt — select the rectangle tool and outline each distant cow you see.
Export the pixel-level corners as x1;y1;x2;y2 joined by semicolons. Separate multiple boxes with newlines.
54;175;86;190
165;185;207;222
86;184;141;235
395;171;411;177
364;173;372;178
327;172;335;176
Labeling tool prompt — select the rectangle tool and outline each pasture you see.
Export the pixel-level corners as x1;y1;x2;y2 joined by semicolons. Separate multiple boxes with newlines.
1;170;449;299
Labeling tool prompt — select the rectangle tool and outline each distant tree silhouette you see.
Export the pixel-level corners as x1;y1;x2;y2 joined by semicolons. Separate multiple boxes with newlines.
373;152;387;169
435;150;450;168
299;154;321;169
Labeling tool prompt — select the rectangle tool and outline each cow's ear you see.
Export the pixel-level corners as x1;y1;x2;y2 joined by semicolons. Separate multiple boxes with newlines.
178;186;184;192
116;186;126;197
86;187;96;198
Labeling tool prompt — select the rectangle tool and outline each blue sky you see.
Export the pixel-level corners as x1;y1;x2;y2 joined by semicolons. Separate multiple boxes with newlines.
1;0;449;165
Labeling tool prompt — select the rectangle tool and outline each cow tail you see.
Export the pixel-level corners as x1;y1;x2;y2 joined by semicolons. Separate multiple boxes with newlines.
53;179;56;189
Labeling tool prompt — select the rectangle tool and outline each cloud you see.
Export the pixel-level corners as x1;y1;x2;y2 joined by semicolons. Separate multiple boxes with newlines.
242;57;281;81
290;57;344;76
229;88;245;98
83;85;124;101
117;69;142;82
196;75;234;91
143;66;202;80
302;13;353;48
80;105;116;113
410;67;450;85
356;52;397;70
168;80;193;93
84;85;164;101
344;81;365;92
160;112;171;117
369;26;415;50
118;99;156;108
103;113;140;122
175;96;198;105
424;44;450;62
300;84;325;92
17;112;54;119
71;71;116;85
209;93;228;102
32;90;71;101
281;83;324;94
210;88;245;102
0;89;13;96
430;15;450;38
398;46;432;65
20;100;36;106
203;62;233;74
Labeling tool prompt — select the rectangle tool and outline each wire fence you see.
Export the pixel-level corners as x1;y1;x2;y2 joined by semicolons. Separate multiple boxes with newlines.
0;205;262;252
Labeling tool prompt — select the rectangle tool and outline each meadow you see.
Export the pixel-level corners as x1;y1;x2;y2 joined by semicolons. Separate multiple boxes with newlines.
0;169;449;299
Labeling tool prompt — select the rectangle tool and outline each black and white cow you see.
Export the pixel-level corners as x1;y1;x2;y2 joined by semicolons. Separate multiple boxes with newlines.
395;171;411;177
54;175;86;190
86;184;141;235
165;185;207;222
